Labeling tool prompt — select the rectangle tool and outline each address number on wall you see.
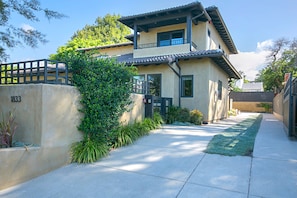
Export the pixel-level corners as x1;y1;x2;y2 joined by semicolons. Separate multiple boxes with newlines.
11;96;21;103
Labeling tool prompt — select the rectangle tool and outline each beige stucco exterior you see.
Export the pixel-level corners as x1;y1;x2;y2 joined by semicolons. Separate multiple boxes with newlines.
0;84;145;190
93;44;133;57
206;21;231;55
0;84;82;190
136;58;229;122
232;101;273;113
89;9;238;122
119;93;145;125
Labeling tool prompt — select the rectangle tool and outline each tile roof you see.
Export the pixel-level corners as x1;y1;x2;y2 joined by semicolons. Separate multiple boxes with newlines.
119;1;237;54
242;82;264;92
117;49;241;79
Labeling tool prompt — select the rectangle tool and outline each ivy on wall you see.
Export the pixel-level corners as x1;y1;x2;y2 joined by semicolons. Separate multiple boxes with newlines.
61;52;137;163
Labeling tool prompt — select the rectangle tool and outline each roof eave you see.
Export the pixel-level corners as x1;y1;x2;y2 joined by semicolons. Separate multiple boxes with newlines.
206;6;238;54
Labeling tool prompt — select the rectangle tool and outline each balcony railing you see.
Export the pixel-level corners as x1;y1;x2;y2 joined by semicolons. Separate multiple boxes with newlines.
137;40;198;50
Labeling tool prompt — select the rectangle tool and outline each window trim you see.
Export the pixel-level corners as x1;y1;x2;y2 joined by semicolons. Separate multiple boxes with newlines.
147;74;162;97
181;75;194;97
157;29;185;47
218;80;222;100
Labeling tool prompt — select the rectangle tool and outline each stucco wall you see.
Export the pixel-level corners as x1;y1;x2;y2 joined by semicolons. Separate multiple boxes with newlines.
0;84;83;190
206;21;231;55
137;58;229;122
179;58;228;122
232;102;272;113
207;59;229;121
273;91;283;121
137;64;179;105
0;84;82;146
0;84;145;190
95;44;133;57
119;93;145;125
134;43;191;58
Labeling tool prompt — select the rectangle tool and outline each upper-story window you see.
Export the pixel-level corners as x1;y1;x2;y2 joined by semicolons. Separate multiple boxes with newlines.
157;30;184;47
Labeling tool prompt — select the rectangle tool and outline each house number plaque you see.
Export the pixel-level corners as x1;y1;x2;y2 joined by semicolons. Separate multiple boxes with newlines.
11;96;21;103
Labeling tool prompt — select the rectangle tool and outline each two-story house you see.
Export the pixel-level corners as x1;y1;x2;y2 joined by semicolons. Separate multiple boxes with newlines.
80;2;241;122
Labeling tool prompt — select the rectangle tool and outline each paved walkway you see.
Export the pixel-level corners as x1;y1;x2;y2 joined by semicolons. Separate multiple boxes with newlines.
0;113;296;198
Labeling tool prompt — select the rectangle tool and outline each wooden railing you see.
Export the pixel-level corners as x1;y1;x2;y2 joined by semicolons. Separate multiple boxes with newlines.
0;59;71;85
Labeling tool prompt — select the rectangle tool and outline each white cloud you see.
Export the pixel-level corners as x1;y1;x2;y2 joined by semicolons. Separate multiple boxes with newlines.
21;24;35;32
256;39;273;51
230;40;273;81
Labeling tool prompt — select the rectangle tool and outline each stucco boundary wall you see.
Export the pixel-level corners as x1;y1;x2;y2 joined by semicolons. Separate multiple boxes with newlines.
232;101;272;113
273;91;284;121
0;84;145;190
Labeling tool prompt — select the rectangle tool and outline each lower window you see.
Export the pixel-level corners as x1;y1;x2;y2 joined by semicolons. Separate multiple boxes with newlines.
181;75;193;97
147;74;161;96
218;80;222;100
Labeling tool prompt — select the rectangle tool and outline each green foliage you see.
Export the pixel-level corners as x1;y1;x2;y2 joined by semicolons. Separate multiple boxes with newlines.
166;106;203;125
71;136;109;163
0;110;17;148
152;112;164;127
260;103;272;112
111;113;163;148
178;108;191;122
205;114;262;156
50;14;131;60
229;79;242;92
228;109;239;116
190;109;203;125
166;106;180;124
66;52;136;163
0;0;65;61
255;39;297;92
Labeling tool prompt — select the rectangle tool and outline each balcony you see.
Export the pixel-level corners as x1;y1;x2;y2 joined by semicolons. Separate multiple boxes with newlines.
133;40;198;58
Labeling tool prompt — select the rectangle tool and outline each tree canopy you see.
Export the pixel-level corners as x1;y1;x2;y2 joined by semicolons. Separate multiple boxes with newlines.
50;14;131;60
0;0;65;62
255;38;297;92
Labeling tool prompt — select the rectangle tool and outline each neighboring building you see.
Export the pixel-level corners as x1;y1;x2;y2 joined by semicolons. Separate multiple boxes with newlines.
79;2;241;122
242;82;264;92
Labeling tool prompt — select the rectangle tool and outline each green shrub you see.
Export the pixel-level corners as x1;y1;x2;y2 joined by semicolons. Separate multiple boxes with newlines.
62;52;136;163
228;109;238;116
177;108;190;122
71;136;109;163
0;110;17;148
111;113;163;148
190;109;203;125
166;106;191;123
153;112;164;127
166;106;180;124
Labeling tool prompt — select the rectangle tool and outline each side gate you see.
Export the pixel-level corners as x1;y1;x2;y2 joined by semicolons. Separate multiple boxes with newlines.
144;95;172;119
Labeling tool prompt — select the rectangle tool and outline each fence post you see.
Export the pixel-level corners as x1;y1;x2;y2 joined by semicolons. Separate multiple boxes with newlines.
161;98;166;117
145;95;153;118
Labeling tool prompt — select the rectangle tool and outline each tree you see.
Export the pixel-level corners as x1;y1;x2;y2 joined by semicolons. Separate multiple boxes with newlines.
50;14;131;60
255;38;297;92
0;0;65;62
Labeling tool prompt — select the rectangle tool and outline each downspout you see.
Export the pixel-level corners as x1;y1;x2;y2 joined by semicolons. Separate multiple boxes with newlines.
167;57;181;107
176;59;182;107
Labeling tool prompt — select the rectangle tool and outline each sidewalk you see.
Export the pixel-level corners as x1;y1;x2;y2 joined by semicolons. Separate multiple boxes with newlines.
0;113;296;198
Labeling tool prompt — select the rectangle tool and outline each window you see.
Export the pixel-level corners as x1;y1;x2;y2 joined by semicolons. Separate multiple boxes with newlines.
181;75;193;97
218;80;222;100
133;75;145;94
133;75;145;81
147;74;161;96
158;30;184;47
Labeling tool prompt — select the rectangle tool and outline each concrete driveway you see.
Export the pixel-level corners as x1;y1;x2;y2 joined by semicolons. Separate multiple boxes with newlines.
0;113;296;198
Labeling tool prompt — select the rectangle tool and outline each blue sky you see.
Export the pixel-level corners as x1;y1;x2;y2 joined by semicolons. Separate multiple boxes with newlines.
6;0;297;80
